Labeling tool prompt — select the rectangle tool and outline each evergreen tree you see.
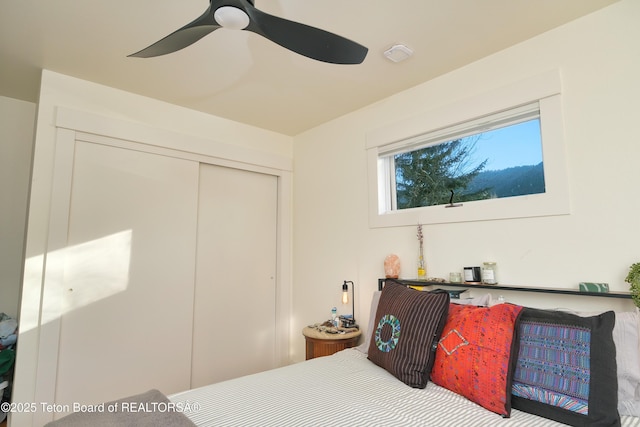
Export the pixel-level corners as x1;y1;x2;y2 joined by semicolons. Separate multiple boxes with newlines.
395;139;490;209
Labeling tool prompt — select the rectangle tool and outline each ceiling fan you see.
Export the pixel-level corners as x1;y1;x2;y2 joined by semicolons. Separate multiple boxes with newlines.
129;0;368;64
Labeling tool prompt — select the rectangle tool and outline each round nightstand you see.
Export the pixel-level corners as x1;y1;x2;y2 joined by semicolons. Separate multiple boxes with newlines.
302;327;362;360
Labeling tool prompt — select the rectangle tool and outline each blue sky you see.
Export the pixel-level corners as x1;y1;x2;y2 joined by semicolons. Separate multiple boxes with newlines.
467;119;543;171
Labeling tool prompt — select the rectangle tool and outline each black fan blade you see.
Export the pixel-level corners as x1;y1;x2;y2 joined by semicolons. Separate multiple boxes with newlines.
244;6;368;64
129;4;220;58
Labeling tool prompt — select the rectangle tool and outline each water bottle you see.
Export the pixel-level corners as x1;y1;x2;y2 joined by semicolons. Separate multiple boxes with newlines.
331;307;338;327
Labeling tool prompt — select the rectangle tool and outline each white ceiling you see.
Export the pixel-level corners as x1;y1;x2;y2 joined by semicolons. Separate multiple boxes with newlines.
0;0;617;136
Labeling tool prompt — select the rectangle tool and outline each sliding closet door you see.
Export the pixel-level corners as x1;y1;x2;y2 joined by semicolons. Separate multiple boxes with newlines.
191;164;278;388
53;140;198;408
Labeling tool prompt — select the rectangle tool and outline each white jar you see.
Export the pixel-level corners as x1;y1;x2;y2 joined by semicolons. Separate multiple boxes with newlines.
482;262;497;284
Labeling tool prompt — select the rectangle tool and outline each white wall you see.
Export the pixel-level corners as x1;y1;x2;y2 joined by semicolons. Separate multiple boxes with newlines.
0;96;35;319
291;0;640;362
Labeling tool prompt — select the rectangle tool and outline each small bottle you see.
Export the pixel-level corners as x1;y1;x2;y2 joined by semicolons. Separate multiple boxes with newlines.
482;262;497;284
417;255;426;280
331;307;338;327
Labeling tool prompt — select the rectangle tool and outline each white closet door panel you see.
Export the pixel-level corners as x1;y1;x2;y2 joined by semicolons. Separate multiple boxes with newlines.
54;141;198;409
192;164;277;387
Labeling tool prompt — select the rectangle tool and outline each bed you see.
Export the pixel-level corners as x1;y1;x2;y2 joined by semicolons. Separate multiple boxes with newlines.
169;348;636;427
47;281;640;427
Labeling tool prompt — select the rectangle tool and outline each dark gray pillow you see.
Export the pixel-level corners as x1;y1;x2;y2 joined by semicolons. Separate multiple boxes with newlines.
44;389;196;427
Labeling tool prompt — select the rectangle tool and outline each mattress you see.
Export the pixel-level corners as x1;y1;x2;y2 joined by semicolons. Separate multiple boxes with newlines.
170;349;640;427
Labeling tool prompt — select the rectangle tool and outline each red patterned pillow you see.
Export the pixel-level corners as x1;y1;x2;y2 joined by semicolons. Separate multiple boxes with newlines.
431;303;523;416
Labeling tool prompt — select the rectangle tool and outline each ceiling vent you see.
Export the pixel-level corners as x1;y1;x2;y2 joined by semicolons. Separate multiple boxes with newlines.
383;44;413;63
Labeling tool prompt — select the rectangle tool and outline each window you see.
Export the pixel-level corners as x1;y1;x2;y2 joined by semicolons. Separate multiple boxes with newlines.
366;71;570;227
388;103;545;210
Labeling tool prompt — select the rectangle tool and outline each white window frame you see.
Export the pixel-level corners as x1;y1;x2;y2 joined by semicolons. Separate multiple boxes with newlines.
366;70;570;228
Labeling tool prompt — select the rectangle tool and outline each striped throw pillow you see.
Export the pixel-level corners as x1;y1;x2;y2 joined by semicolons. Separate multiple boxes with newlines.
367;281;449;388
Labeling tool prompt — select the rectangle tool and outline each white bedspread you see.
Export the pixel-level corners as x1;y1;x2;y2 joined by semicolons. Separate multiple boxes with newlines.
171;349;638;427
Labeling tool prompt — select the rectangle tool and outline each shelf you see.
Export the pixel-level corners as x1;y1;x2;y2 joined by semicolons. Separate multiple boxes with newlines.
378;278;632;299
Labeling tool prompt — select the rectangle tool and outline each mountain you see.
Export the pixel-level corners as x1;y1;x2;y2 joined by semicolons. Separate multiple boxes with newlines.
464;162;545;198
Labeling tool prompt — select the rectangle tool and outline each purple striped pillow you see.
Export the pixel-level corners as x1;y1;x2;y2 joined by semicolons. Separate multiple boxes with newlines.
367;281;449;388
511;308;619;426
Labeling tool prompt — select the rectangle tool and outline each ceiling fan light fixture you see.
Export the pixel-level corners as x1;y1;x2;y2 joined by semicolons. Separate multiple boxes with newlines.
214;6;250;30
383;44;413;63
129;1;368;63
